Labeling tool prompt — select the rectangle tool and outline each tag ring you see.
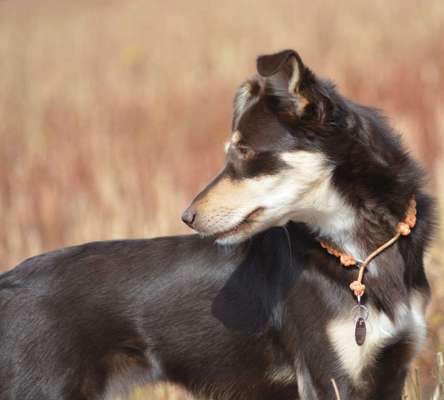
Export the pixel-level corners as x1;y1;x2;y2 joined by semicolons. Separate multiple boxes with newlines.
351;304;369;321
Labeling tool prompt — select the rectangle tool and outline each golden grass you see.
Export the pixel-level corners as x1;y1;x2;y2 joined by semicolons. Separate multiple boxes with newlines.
0;0;443;398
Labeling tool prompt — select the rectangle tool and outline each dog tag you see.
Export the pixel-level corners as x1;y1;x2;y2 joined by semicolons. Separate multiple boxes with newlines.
355;317;366;346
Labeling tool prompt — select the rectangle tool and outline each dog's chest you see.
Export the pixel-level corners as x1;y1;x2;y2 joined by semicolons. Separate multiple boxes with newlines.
327;295;427;383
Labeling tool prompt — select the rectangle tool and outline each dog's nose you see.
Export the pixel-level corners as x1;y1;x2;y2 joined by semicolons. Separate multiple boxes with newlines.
181;207;197;227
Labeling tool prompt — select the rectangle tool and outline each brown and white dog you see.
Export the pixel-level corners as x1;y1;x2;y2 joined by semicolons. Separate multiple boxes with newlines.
0;50;433;400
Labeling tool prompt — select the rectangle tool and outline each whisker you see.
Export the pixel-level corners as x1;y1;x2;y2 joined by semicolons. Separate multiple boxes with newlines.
282;225;293;270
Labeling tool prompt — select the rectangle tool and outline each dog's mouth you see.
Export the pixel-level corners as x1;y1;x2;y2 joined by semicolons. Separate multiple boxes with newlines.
214;207;265;241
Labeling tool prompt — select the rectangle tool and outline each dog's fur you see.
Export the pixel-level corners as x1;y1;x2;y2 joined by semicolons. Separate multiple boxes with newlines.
0;50;434;400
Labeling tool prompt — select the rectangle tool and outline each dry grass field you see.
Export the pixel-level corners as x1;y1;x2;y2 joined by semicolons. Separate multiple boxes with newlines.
0;0;443;398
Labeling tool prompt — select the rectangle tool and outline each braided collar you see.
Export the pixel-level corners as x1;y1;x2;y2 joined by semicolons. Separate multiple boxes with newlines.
319;197;417;299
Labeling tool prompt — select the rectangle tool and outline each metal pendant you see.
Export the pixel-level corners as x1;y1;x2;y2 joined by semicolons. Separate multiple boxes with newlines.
355;317;366;346
351;296;368;346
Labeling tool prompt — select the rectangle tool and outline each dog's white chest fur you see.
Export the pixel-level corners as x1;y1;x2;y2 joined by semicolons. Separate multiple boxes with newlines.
327;294;427;383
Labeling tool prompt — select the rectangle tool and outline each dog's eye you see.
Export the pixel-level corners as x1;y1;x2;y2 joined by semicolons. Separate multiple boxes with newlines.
237;145;255;160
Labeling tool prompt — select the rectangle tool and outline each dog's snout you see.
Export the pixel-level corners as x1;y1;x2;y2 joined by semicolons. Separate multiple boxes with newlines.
181;207;197;227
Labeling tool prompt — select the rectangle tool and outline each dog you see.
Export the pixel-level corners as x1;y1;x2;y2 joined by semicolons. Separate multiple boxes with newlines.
0;49;434;400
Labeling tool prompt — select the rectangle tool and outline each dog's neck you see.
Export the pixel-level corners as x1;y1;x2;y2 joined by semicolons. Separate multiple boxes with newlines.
290;176;403;264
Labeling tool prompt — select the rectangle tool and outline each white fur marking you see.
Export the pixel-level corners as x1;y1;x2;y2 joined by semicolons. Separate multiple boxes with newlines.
266;365;296;385
231;130;241;144
281;151;364;261
328;308;394;383
409;291;428;353
223;131;242;154
288;57;300;94
328;293;427;384
234;82;252;124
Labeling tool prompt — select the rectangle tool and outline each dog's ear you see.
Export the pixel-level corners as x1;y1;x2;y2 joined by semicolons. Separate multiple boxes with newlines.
256;49;305;94
256;49;314;116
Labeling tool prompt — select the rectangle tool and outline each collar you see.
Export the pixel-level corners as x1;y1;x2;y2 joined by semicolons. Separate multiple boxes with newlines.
319;197;417;298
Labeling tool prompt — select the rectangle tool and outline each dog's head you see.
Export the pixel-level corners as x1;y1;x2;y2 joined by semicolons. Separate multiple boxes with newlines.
182;49;351;244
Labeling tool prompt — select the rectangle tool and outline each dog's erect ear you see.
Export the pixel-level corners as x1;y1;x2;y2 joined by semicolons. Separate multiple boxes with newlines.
256;50;306;94
256;49;305;94
256;49;311;115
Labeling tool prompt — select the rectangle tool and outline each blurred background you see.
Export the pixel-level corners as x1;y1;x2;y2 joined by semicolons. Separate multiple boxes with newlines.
0;0;443;398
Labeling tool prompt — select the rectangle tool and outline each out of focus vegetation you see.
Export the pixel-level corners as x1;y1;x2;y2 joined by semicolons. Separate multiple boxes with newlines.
0;0;443;398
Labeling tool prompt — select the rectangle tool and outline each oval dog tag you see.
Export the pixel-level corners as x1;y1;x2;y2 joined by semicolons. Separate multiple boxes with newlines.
355;317;366;346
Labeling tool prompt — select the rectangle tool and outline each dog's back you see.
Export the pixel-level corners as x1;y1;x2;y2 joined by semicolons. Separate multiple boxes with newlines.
0;231;303;399
0;241;163;399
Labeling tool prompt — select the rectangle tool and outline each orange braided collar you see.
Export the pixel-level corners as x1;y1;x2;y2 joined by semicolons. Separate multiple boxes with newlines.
319;197;417;298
